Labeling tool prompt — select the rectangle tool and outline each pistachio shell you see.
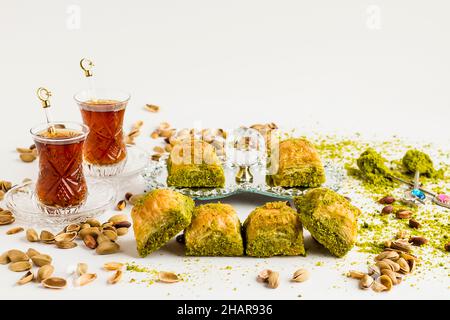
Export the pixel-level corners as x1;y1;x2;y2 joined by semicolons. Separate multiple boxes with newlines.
0;252;10;265
108;270;123;285
375;251;399;261
65;224;81;233
40;230;55;243
42;277;67;289
7;249;29;263
26;229;39;242
292;269;309;283
116;227;129;236
371;280;387;293
6;227;24;235
381;269;398;285
26;248;40;258
83;234;97;249
359;274;374;289
76;263;88;276
96;241;120;255
86;219;101;228
56;241;77;249
76;273;97;286
31;254;52;267
108;214;128;224
102;230;118;241
96;234;110;245
397;257;410;274
37;265;54;283
20;153;36;162
103;262;124;271
116;200;126;211
79;227;101;240
0;214;15;225
257;269;272;282
54;232;77;243
267;271;280;289
379;275;393;291
9;261;32;272
158;271;181;284
17;271;34;285
347;270;365;280
382;259;400;272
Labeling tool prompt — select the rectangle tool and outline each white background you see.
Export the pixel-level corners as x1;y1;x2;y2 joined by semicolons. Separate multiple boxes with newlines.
0;0;449;300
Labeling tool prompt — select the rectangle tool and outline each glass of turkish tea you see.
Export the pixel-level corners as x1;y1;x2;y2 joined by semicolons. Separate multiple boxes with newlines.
31;122;89;215
74;89;130;177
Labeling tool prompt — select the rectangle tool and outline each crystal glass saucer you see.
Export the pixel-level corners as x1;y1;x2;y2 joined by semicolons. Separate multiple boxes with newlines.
4;179;116;228
142;156;343;200
85;144;149;181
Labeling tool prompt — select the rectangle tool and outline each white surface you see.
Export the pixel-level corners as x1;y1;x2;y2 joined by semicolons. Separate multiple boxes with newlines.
0;0;449;300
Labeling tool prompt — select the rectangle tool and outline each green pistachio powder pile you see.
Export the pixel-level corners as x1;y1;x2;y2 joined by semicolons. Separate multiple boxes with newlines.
117;133;450;289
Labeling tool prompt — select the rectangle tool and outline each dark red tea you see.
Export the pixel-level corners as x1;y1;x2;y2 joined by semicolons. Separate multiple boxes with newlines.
34;128;87;208
80;99;127;166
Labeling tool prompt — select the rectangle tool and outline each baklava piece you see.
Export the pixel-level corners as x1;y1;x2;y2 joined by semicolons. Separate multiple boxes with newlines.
294;188;360;257
267;138;326;188
243;202;305;257
185;203;244;256
131;189;194;257
167;140;225;188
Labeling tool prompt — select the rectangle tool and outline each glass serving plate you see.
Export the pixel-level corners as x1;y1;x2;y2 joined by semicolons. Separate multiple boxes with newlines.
143;155;344;200
4;178;116;229
85;144;149;181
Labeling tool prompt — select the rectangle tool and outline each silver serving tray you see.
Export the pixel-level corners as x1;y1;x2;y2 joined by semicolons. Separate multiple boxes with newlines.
142;155;343;200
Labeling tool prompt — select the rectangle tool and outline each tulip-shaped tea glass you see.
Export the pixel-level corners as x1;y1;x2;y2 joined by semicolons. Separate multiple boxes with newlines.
74;89;130;177
31;122;89;215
